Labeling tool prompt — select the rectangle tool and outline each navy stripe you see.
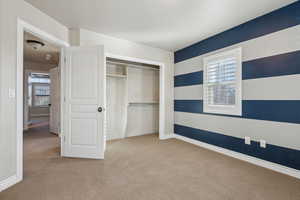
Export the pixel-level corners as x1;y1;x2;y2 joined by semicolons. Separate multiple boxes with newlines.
174;124;300;170
175;2;300;63
174;50;300;87
243;50;300;80
243;100;300;124
174;100;203;113
174;100;300;124
174;71;203;87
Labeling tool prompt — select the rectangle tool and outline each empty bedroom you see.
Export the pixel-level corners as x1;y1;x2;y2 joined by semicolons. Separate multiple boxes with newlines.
0;0;299;200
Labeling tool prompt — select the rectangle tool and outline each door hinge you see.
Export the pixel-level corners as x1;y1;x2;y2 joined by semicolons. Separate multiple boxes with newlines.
64;57;67;63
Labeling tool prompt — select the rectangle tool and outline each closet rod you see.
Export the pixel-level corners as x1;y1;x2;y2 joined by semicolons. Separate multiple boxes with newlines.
107;61;159;71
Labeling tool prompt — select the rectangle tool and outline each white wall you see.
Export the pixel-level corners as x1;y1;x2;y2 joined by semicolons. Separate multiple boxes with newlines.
0;0;68;183
69;28;174;140
29;106;49;117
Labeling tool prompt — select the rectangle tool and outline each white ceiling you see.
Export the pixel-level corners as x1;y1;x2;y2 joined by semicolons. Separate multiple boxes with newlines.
24;32;60;65
25;0;296;51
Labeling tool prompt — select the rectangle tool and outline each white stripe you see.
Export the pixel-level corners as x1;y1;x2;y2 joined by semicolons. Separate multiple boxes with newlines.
175;56;203;75
174;85;203;100
243;74;300;100
175;112;300;150
175;25;300;75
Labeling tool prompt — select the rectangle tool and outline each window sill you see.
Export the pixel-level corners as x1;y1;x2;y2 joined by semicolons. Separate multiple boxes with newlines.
203;108;242;116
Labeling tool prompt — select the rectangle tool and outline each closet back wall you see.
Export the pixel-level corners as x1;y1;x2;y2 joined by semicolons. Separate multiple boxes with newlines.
106;62;159;140
127;67;159;137
174;2;300;170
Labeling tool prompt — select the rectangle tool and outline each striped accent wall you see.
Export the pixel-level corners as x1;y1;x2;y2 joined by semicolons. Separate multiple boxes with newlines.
174;2;300;170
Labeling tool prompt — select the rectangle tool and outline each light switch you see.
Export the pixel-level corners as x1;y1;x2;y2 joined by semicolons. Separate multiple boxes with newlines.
9;88;16;98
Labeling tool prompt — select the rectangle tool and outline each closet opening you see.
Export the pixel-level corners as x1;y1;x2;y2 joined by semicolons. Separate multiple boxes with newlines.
106;58;160;141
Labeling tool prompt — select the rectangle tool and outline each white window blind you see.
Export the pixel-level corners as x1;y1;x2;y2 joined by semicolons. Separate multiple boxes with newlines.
203;48;242;116
206;57;236;106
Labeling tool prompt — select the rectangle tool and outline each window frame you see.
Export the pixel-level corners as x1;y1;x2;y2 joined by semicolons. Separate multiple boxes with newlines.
203;47;242;116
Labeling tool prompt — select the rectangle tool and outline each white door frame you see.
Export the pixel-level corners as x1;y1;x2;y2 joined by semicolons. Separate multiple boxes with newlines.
16;19;69;184
105;53;166;140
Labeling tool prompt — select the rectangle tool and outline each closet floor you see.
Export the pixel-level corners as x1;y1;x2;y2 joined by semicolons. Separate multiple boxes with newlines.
1;128;300;200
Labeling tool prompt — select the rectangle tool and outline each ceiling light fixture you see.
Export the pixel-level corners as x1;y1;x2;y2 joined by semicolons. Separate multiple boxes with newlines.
26;40;45;50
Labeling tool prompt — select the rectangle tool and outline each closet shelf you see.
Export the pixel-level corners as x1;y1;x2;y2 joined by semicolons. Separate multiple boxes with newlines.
107;74;127;78
107;61;159;71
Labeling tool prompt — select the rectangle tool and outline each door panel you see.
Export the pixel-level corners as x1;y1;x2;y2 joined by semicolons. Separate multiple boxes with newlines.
63;46;105;159
71;119;97;145
70;52;98;99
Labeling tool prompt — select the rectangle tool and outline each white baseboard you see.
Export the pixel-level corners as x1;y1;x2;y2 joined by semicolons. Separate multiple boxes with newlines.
160;133;175;140
174;134;300;179
0;175;21;192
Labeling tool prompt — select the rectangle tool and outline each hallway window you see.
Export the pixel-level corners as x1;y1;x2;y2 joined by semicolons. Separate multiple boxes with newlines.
29;73;51;107
33;84;50;107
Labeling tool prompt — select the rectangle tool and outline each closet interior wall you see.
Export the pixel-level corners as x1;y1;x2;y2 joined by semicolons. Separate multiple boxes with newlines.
106;59;159;141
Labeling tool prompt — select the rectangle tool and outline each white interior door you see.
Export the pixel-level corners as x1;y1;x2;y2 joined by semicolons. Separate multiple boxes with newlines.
63;46;106;159
50;67;60;135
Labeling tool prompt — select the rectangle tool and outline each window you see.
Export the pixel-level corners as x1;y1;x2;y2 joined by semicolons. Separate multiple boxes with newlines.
33;84;50;107
203;48;242;116
28;73;51;107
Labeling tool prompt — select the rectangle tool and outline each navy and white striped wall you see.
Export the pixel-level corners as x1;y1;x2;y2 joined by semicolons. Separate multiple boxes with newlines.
174;1;300;170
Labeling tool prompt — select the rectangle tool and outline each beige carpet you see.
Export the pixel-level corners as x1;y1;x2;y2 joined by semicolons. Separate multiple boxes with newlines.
1;126;300;200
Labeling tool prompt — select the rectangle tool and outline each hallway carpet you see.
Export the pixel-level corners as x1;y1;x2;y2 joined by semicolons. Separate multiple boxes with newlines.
1;126;300;200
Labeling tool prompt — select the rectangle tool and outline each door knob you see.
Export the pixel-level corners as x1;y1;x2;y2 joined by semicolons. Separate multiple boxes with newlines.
98;107;103;112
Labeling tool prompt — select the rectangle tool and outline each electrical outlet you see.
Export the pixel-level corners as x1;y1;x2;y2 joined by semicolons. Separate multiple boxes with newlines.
260;139;267;148
245;136;251;145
